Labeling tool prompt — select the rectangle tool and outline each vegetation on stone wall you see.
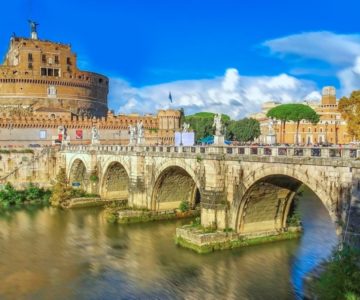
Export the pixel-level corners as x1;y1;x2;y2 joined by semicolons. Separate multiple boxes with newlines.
0;182;51;208
50;168;98;207
313;245;360;300
0;149;34;154
179;200;190;212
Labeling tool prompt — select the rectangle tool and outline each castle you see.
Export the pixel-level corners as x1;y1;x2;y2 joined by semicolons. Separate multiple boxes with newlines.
0;22;181;146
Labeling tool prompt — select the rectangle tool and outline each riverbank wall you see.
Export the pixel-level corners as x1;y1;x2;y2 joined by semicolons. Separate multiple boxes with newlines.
0;148;58;189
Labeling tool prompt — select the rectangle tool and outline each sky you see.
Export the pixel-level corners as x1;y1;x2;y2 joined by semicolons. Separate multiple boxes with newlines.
0;0;359;119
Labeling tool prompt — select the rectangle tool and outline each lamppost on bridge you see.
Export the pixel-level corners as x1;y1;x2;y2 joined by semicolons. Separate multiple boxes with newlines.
335;120;339;145
325;121;329;145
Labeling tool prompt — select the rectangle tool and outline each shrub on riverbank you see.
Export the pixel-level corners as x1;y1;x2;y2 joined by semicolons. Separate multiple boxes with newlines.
0;183;51;208
314;246;360;299
50;168;99;207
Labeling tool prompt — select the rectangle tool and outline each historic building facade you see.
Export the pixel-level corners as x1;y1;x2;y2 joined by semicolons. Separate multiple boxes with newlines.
250;86;352;145
0;23;108;117
0;23;181;146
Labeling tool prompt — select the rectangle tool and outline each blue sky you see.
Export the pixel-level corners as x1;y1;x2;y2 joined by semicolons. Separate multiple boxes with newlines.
1;0;359;118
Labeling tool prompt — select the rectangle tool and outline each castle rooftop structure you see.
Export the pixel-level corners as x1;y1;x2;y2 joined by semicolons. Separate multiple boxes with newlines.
0;21;109;117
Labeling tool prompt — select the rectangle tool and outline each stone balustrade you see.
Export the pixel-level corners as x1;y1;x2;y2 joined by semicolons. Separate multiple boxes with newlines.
64;144;359;159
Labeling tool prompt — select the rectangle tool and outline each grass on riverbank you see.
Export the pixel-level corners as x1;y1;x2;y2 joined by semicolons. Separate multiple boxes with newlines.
313;246;360;300
0;182;51;208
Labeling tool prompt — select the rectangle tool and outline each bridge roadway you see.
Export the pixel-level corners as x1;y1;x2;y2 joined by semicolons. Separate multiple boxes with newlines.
62;144;360;245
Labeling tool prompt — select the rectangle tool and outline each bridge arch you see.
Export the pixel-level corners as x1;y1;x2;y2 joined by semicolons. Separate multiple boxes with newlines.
100;161;129;200
232;165;338;234
151;162;202;211
68;158;89;191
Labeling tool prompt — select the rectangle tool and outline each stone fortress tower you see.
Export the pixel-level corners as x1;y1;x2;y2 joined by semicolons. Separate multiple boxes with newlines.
0;21;109;117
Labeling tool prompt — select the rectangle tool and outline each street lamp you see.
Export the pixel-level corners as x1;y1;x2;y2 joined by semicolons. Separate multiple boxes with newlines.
325;121;329;145
335;120;339;145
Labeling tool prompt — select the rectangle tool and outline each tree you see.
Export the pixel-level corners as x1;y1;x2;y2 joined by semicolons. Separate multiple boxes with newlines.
50;168;72;207
267;104;319;144
227;118;261;142
339;91;360;140
185;112;230;141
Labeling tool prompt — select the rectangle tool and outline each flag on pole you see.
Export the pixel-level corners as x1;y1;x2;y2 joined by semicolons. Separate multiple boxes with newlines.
168;92;173;103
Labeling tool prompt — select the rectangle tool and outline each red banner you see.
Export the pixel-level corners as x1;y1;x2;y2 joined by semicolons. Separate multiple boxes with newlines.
76;129;83;140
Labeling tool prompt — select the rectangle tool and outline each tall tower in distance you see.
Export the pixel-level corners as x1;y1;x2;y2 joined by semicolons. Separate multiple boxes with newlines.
321;86;337;106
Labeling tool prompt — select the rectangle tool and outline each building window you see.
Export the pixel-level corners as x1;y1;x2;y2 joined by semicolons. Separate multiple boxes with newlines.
66;57;71;65
28;63;33;69
54;55;59;64
47;85;57;97
42;54;46;63
48;68;53;76
41;68;47;76
54;69;59;77
28;53;33;62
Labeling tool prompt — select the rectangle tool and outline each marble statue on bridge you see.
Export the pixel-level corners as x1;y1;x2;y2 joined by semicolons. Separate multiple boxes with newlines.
213;113;225;145
128;125;136;145
91;126;100;145
137;121;145;145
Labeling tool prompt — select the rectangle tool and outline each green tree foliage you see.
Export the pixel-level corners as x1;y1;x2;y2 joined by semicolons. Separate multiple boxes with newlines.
227;118;261;142
50;168;72;207
314;246;360;299
0;182;51;208
339;91;360;140
185;112;230;140
267;103;319;144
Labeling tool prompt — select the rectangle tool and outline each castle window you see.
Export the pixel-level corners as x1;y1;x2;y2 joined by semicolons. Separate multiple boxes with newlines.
28;62;33;69
48;68;53;76
42;54;46;63
28;53;33;62
99;78;103;83
41;68;47;76
54;69;59;77
54;55;59;64
66;57;71;65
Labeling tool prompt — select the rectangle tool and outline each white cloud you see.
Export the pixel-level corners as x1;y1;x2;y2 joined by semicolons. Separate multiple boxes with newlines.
264;31;360;97
108;31;360;118
264;31;360;66
109;68;319;119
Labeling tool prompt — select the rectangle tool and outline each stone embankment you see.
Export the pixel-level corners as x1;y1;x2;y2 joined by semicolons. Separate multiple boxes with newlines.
62;198;127;209
105;208;200;224
175;225;302;254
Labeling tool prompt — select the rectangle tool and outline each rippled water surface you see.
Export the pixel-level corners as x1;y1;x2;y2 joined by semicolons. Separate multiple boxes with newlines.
0;187;337;299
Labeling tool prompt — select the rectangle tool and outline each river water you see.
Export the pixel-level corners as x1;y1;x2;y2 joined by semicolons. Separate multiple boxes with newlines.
0;186;337;300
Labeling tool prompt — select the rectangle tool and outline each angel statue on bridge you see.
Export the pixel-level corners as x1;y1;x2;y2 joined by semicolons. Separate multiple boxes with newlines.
213;113;223;136
128;125;136;145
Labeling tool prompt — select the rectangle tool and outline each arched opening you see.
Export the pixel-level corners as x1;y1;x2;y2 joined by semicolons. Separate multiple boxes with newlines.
69;159;88;191
102;162;129;200
236;175;333;234
152;166;201;211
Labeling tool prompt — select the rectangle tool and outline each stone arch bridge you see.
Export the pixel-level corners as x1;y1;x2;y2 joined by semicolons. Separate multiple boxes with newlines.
61;145;360;243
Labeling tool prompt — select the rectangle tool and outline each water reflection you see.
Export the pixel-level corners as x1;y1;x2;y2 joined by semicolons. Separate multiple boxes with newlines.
0;186;337;299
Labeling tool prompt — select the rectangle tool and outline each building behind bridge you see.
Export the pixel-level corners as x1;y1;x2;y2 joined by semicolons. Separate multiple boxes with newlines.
250;86;352;145
0;23;181;146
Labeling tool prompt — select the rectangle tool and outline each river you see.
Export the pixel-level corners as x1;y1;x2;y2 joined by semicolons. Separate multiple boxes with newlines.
0;186;337;300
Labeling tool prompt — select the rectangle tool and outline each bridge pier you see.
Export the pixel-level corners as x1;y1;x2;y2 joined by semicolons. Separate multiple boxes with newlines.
128;177;147;208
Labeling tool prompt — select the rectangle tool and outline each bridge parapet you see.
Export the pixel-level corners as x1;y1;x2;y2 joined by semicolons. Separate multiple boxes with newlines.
63;144;360;164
